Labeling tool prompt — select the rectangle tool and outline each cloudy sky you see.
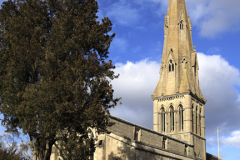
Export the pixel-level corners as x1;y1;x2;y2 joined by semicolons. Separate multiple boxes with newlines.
1;0;240;159
97;0;240;159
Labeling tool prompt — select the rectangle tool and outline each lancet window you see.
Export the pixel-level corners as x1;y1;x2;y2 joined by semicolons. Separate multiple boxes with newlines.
169;60;174;72
180;20;184;30
170;106;174;131
199;108;201;136
196;106;198;134
192;105;194;133
134;127;141;141
179;105;184;131
161;107;165;133
163;137;167;149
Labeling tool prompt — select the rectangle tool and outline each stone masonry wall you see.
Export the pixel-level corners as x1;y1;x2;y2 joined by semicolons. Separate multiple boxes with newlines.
98;116;195;160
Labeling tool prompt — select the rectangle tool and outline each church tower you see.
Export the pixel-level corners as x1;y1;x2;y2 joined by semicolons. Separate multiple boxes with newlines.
152;0;207;159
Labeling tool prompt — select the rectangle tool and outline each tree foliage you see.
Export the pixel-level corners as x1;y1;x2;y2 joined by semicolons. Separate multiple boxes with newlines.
0;0;119;159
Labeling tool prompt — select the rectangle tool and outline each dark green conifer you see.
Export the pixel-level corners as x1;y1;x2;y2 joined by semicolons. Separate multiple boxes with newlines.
0;0;119;159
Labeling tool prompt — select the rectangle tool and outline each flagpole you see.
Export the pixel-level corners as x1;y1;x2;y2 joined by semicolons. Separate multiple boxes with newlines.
217;127;220;160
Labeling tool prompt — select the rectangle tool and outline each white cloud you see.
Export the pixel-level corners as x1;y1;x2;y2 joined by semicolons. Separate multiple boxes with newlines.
106;0;140;26
151;0;240;38
190;0;240;37
221;130;240;147
110;53;240;140
194;0;240;37
207;130;240;148
110;59;160;128
98;0;240;37
198;53;240;135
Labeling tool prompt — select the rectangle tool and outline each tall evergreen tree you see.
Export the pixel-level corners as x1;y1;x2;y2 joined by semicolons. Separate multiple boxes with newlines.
0;0;120;160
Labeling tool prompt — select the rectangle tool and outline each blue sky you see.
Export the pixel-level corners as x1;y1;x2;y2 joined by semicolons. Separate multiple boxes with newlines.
97;0;240;159
1;0;240;159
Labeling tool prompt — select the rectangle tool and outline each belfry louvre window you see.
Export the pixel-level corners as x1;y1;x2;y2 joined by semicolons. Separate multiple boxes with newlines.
170;106;174;131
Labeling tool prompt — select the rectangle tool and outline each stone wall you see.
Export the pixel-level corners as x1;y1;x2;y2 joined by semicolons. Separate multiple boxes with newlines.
93;116;195;160
44;116;217;160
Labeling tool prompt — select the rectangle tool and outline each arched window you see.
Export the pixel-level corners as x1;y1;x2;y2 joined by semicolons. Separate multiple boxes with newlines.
180;20;184;30
163;137;167;149
199;108;201;136
196;106;198;134
161;107;165;133
192;105;194;133
179;105;184;131
169;60;174;72
170;106;174;131
184;145;188;156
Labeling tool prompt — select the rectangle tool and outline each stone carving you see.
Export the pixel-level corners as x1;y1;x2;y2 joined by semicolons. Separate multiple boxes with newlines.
188;16;192;31
164;13;169;29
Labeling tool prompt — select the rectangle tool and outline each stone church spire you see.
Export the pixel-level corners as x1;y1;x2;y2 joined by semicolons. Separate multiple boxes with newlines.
152;1;207;159
152;0;205;102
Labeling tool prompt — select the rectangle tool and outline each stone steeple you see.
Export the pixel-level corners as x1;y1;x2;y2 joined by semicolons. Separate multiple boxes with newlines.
152;0;205;102
152;0;207;159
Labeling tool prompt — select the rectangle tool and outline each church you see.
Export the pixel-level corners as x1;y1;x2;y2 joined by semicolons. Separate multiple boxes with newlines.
48;0;220;160
93;0;220;159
